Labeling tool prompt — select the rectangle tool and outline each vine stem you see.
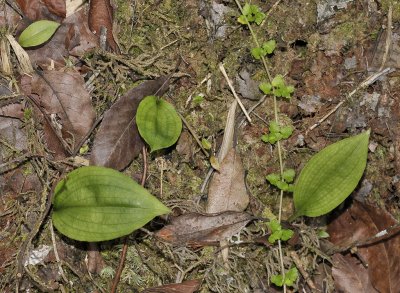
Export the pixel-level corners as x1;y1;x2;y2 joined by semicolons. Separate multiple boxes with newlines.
234;0;286;291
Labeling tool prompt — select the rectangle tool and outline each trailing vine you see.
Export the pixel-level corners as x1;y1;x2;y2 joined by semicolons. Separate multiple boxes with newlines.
234;1;297;291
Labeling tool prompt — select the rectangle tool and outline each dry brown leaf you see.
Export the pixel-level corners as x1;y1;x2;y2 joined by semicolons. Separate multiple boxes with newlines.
332;253;378;293
155;211;253;247
206;148;249;213
90;76;169;170
0;103;27;161
327;200;400;293
16;0;64;21
142;279;201;293
23;70;95;158
88;0;119;52
42;0;66;18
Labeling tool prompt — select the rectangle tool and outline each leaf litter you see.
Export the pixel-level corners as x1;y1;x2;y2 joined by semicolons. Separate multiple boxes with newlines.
21;70;96;157
2;0;400;292
327;200;400;293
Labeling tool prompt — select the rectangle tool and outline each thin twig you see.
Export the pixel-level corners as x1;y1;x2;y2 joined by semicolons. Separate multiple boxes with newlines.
49;220;70;285
379;4;392;71
185;73;211;107
178;112;209;157
17;181;53;289
110;146;148;293
307;67;392;133
218;63;252;123
0;153;42;174
333;222;400;254
26;95;72;155
290;251;317;291
72;114;104;156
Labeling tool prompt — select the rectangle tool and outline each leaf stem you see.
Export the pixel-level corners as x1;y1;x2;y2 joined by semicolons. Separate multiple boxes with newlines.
234;1;286;291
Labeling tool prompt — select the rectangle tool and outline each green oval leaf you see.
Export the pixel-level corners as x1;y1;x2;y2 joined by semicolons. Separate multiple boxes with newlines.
136;95;182;152
19;20;60;47
52;166;170;242
292;130;370;218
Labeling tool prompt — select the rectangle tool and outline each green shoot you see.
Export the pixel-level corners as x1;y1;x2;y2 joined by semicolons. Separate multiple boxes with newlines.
266;168;295;192
267;219;294;244
260;75;294;99
237;3;266;25
251;40;276;59
271;267;298;287
261;121;293;144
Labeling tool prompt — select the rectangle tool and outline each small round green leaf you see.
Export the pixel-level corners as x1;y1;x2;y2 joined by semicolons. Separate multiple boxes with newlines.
136;95;182;152
52;166;170;242
292;130;370;218
19;20;60;47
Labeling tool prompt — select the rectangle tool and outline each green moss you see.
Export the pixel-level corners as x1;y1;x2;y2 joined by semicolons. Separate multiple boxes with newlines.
380;0;400;22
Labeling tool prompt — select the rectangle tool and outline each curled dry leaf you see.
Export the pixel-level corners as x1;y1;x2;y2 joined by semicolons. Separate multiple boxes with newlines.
90;76;169;170
327;200;400;293
155;211;253;247
22;70;95;158
206;148;249;213
142;279;201;293
88;0;119;52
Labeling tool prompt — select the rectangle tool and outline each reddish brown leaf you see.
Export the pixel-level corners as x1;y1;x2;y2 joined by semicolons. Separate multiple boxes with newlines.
88;0;119;52
142;279;201;293
42;0;66;18
332;253;378;293
206;148;249;213
22;70;95;158
155;211;253;247
65;10;99;55
327;200;400;293
16;0;63;21
90;76;169;170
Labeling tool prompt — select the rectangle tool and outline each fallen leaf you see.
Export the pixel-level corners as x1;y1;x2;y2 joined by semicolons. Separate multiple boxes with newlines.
90;76;169;170
16;0;64;21
331;253;378;293
88;0;119;52
155;211;253;247
142;279;201;293
23;70;95;158
206;148;249;213
42;0;66;18
327;200;400;293
66;9;99;56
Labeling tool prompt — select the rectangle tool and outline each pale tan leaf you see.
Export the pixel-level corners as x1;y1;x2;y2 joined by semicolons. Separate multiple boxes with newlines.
206;148;249;213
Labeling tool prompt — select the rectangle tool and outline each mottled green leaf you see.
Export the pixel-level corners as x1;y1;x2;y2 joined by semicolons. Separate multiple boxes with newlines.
52;166;170;242
136;95;182;152
292;131;370;218
19;20;60;47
